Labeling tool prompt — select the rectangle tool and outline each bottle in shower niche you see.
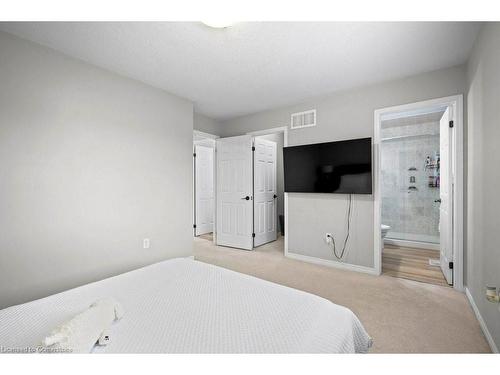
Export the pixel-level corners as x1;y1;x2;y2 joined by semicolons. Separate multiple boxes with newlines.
425;156;431;169
435;151;440;188
428;175;435;187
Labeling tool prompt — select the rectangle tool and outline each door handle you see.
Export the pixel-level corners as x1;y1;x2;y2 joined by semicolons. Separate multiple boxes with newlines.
434;199;442;203
273;194;277;199
242;196;250;200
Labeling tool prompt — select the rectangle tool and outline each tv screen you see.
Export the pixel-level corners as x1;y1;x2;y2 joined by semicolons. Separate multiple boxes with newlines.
283;137;372;194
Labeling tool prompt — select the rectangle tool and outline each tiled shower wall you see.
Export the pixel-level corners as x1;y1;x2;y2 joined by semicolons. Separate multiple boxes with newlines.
381;121;440;244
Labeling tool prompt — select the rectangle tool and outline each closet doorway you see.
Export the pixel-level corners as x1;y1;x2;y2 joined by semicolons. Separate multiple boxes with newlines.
193;130;218;243
215;134;279;250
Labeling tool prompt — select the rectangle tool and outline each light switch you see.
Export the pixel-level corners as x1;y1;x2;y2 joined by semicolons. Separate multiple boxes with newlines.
143;238;150;249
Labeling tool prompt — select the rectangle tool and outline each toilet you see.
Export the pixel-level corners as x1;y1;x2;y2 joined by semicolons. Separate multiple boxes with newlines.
381;224;391;239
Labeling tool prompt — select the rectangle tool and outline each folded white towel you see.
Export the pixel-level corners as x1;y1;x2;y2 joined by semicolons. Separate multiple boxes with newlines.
42;298;124;353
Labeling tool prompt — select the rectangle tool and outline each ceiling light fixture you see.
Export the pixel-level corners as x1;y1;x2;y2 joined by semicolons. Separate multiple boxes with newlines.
201;20;234;29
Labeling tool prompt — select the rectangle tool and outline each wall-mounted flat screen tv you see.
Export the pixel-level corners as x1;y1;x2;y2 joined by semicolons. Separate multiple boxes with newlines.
283;137;372;194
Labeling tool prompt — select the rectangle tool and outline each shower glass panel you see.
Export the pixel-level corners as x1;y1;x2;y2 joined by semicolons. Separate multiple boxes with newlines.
381;116;441;245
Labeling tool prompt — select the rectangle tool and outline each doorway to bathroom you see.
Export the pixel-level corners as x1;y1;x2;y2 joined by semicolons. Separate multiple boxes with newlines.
374;95;464;290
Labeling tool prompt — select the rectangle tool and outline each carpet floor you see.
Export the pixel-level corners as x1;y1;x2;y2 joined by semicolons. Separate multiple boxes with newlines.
193;235;491;353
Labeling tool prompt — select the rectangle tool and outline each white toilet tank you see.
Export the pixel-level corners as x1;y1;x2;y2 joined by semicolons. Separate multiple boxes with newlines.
381;224;391;238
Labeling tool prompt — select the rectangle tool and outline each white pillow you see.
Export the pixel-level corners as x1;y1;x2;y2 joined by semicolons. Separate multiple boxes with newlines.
42;298;124;353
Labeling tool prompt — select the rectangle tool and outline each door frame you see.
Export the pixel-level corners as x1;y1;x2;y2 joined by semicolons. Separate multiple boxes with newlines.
193;130;219;244
373;95;464;291
246;126;289;252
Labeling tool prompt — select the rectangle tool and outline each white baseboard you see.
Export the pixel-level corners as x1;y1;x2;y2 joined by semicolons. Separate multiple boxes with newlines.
285;251;379;276
465;287;499;353
384;238;440;251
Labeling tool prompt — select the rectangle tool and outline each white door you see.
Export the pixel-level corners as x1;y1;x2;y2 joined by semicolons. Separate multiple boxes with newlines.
194;145;214;236
439;107;453;285
216;135;254;250
253;138;277;247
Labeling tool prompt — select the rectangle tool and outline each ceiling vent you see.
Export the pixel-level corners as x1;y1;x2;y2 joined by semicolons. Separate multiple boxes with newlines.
290;109;316;130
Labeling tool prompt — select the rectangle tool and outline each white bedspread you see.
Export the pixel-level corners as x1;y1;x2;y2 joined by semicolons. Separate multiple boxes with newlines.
0;258;372;353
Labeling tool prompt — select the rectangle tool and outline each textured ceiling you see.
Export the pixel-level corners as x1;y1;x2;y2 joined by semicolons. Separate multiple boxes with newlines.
0;22;481;120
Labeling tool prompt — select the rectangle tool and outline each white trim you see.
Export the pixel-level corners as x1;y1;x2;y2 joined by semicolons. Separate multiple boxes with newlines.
247;126;287;137
374;95;464;291
465;287;499;353
284;192;288;255
284;133;288;255
384;238;440;251
286;251;379;275
453;95;464;291
373;118;382;276
381;105;447;122
213;145;217;245
192;144;196;237
193;130;219;140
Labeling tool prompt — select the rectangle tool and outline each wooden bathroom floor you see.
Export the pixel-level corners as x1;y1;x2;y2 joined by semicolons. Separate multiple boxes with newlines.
197;232;213;242
382;245;450;287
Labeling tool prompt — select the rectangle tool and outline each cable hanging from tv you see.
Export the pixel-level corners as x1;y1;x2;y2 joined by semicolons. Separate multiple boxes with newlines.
326;194;353;260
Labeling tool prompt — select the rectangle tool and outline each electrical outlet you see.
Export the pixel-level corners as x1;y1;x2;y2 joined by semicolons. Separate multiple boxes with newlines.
486;286;499;303
325;233;333;244
143;238;150;249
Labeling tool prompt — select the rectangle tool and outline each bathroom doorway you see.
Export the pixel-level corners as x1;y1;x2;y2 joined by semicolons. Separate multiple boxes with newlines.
374;96;464;289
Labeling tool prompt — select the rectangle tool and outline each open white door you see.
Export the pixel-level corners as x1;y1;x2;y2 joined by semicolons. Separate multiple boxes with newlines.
253;138;277;247
194;145;214;236
439;107;453;285
216;135;254;250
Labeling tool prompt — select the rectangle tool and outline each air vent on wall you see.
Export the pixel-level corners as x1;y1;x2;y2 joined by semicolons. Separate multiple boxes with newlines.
290;109;316;129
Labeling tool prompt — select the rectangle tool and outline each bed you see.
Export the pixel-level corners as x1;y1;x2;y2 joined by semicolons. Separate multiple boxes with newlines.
0;258;372;353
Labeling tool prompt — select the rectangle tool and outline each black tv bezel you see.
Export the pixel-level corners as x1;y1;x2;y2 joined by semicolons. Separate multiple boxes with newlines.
283;137;373;195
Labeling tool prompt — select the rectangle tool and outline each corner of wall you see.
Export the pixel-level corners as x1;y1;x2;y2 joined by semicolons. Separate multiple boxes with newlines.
465;288;499;353
193;112;224;137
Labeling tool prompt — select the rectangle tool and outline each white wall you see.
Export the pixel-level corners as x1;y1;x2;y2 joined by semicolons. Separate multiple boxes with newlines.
221;65;466;269
194;112;222;136
466;23;500;351
0;32;194;309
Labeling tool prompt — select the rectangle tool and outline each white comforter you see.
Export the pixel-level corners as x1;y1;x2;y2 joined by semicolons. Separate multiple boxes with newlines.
0;258;372;353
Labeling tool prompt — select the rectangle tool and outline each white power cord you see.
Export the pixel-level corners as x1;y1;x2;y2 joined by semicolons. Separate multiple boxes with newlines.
326;194;353;260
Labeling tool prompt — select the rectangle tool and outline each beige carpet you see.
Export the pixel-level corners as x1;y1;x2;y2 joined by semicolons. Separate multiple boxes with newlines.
193;235;491;353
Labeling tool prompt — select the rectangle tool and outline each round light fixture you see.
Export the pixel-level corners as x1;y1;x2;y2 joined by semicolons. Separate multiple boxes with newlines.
201;20;234;28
